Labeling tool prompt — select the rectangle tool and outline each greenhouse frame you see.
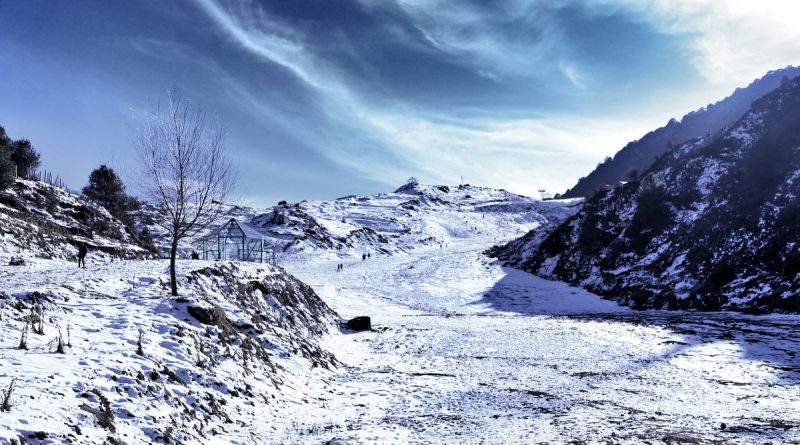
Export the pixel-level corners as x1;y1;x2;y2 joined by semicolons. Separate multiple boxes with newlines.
199;218;268;263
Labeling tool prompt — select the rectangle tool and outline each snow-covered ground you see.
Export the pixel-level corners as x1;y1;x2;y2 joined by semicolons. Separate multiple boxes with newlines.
2;185;799;444
0;258;342;444
284;238;800;444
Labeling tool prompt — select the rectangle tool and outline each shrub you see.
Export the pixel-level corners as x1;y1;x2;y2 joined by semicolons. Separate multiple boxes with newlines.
1;379;15;412
627;177;672;252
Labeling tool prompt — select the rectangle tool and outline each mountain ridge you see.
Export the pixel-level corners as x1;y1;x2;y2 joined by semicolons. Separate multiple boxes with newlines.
561;65;800;198
493;74;800;313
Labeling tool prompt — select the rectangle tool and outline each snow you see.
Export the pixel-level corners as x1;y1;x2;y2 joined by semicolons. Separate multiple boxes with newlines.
728;111;764;149
280;236;800;443
0;259;340;444
2;183;800;443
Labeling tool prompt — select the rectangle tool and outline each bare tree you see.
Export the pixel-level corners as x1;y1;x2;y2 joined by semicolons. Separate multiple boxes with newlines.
139;89;234;296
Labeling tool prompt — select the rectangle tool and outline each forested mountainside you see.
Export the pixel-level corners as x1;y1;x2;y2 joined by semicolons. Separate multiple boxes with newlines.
0;179;151;261
561;66;800;198
494;75;800;313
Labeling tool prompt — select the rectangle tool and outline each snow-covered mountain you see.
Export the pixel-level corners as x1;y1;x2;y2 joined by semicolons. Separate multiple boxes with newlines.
494;75;800;313
562;66;800;198
140;183;579;263
0;179;150;263
252;183;570;258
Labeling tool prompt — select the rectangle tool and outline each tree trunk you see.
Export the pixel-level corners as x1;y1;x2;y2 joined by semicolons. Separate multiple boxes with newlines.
169;238;179;296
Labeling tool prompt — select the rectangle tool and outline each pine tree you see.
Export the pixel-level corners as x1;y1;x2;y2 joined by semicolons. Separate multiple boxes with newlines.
0;127;14;190
0;126;10;147
0;151;13;191
83;165;134;227
9;139;40;178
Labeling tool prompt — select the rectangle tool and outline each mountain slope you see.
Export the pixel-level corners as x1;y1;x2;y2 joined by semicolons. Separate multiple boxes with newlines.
0;259;340;443
139;183;580;263
251;183;566;259
494;75;800;313
0;179;150;262
562;66;800;198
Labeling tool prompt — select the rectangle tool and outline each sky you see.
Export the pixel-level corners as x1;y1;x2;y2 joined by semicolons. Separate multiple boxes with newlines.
1;0;800;206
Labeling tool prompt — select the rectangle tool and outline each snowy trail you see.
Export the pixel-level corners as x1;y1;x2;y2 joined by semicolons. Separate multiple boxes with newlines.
285;242;800;444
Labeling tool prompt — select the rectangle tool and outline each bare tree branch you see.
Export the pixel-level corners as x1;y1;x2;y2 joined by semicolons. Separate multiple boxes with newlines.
137;87;235;295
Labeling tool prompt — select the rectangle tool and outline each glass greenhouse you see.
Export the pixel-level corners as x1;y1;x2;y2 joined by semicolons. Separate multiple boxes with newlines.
199;218;269;263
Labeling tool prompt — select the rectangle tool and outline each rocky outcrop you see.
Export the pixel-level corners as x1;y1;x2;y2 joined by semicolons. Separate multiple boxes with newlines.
495;76;800;313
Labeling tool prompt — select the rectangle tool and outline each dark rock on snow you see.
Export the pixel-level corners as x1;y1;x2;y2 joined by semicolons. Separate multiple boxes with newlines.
345;316;371;331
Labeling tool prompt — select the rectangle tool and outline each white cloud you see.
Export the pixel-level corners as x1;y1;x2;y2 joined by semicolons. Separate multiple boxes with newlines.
611;0;800;92
191;0;800;199
360;111;660;196
390;0;579;82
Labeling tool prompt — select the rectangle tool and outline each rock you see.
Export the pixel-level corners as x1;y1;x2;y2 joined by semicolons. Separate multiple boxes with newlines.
187;306;214;324
187;305;237;336
346;316;371;331
8;257;25;266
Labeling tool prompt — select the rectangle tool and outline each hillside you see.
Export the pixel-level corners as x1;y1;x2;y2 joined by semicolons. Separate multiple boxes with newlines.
561;66;800;198
0;179;150;263
493;75;800;313
253;183;571;259
0;259;341;443
138;183;580;264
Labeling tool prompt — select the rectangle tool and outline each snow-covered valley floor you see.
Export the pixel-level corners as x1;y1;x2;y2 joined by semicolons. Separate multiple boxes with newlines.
285;241;800;444
2;239;799;444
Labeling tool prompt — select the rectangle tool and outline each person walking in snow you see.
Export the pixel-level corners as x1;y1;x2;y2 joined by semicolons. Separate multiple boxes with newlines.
77;242;87;268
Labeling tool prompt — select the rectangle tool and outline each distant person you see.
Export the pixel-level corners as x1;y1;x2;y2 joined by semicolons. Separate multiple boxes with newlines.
367;253;371;259
77;242;87;268
362;253;366;261
191;252;200;260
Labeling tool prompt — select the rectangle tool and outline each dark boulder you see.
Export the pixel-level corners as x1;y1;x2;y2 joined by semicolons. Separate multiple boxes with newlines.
187;305;237;336
8;257;25;266
187;306;214;324
345;316;371;331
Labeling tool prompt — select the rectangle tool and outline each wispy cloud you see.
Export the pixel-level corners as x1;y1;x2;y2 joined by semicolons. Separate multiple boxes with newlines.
191;0;798;198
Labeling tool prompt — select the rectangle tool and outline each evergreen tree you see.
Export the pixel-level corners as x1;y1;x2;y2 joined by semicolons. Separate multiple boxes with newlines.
0;127;13;190
9;139;40;178
0;126;10;147
82;165;133;227
0;149;14;191
138;227;156;251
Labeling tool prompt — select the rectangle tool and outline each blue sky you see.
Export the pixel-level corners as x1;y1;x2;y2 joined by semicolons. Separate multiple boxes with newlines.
1;1;799;205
